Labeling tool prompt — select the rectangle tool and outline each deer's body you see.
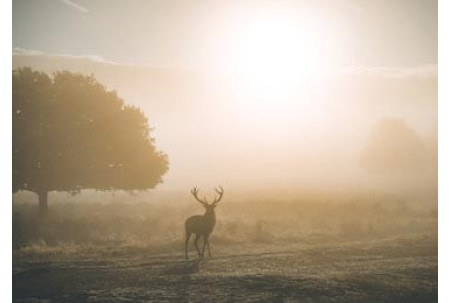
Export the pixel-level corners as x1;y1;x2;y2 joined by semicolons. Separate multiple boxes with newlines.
184;186;223;260
185;213;216;235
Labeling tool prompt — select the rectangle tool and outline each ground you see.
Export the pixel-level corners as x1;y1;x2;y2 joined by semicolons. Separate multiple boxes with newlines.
13;235;437;303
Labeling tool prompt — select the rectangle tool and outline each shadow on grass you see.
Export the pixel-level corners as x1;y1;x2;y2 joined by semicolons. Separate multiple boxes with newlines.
162;259;202;275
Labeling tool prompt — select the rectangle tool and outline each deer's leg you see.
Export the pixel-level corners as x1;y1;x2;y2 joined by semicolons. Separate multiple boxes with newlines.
202;234;211;257
206;237;211;257
194;234;203;259
185;232;191;260
202;235;207;257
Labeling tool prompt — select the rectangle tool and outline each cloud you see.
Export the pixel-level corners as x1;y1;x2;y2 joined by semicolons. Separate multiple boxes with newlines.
12;48;44;56
344;64;438;79
12;47;117;65
61;0;89;14
12;47;437;80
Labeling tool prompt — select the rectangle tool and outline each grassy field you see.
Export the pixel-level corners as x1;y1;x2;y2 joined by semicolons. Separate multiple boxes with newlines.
12;190;438;302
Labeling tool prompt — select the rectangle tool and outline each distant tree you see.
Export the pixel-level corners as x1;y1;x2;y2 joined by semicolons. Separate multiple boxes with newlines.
360;118;427;174
12;68;169;213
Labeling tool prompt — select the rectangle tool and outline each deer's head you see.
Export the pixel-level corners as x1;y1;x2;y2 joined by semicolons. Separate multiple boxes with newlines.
191;186;224;213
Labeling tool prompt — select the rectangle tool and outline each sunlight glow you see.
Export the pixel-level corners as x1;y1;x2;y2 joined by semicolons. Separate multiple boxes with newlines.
234;15;340;97
226;13;340;129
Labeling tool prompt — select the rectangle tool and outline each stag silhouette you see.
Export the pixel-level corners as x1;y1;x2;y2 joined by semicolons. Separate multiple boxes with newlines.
185;186;224;260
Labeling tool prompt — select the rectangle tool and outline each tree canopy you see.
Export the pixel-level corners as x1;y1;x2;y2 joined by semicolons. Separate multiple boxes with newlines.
12;68;169;212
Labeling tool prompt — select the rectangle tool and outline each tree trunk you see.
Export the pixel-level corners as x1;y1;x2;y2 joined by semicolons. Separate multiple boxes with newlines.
38;190;48;215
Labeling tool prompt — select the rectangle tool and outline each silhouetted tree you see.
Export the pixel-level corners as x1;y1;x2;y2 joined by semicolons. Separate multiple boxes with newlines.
13;68;169;214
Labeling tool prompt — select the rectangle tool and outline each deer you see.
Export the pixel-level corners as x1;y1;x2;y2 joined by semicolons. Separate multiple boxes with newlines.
185;186;224;260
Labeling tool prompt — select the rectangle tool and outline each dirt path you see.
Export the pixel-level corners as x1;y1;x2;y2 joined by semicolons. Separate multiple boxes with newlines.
13;237;437;303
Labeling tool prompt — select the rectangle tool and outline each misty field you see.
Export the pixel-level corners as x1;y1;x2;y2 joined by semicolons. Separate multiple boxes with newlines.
13;190;437;303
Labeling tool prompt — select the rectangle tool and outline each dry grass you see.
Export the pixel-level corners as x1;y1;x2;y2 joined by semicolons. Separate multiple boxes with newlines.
12;190;437;253
12;190;438;303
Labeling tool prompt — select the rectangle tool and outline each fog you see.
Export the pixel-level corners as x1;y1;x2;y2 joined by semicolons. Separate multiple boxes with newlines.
12;52;437;193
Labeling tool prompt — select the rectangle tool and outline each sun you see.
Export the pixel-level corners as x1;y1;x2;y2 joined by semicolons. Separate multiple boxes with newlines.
223;13;342;132
233;15;339;97
237;19;315;75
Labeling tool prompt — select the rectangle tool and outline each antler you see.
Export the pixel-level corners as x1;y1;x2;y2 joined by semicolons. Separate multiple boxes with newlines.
212;185;224;205
191;187;208;205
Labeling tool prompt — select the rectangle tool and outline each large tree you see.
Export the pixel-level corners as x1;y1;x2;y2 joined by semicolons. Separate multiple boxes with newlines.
12;68;169;213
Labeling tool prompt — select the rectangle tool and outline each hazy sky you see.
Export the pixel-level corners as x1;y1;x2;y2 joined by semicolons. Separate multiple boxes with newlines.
12;0;438;191
13;0;437;70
